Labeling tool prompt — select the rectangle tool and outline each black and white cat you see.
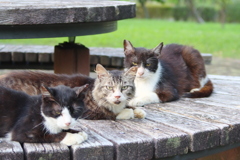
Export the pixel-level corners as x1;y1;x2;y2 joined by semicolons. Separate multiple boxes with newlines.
124;40;213;107
0;85;88;146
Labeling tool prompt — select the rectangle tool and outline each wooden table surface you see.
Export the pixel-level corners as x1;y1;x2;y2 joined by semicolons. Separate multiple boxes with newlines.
1;75;240;160
0;0;135;39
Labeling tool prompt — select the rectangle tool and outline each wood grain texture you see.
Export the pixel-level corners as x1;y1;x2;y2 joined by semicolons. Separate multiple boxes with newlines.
144;107;220;152
23;143;69;160
0;1;136;25
80;120;154;160
118;119;190;158
72;123;114;160
0;139;24;160
147;101;240;146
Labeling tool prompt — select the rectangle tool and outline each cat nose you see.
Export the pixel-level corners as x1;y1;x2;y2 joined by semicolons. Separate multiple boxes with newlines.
115;96;121;99
65;122;71;126
138;72;144;76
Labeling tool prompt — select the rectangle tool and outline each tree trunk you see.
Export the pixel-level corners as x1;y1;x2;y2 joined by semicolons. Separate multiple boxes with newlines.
185;0;205;23
139;0;149;19
219;0;227;28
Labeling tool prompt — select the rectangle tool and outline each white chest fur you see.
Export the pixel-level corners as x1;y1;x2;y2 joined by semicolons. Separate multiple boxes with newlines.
135;63;162;96
129;63;162;107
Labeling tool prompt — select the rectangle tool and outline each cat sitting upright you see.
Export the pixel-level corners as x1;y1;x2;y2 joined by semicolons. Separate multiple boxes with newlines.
123;40;213;107
0;64;146;120
0;84;88;146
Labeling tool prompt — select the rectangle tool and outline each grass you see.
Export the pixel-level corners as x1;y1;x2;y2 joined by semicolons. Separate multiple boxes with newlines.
0;19;239;58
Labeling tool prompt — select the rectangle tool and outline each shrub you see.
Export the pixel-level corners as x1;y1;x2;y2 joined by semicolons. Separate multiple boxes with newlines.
226;2;240;23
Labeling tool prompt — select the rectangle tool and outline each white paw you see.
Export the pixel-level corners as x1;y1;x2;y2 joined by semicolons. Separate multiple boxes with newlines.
134;108;147;119
190;88;200;93
116;109;134;120
129;95;160;107
60;132;88;146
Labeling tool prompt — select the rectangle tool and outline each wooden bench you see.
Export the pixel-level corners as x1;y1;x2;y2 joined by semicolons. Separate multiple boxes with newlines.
0;44;212;71
1;75;240;160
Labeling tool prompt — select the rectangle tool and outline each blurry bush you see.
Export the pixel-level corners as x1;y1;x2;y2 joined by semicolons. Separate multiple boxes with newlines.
226;2;240;23
136;1;240;23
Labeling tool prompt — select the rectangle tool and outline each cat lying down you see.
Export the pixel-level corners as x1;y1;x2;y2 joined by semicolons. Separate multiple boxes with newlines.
0;64;147;120
0;85;88;146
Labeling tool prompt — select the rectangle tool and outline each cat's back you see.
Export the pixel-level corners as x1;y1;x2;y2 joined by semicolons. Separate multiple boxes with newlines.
0;71;95;95
0;86;40;136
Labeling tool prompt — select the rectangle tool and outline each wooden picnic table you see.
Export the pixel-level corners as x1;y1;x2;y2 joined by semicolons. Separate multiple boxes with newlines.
0;0;136;75
1;75;240;160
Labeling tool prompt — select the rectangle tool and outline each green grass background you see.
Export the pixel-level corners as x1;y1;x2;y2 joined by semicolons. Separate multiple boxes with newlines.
0;19;239;58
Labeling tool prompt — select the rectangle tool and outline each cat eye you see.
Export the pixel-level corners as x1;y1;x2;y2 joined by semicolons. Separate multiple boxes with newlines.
106;86;113;90
132;62;137;66
146;63;151;67
55;111;61;115
122;86;128;90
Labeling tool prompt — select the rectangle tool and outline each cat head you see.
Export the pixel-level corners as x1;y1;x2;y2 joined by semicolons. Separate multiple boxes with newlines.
40;84;88;132
124;40;163;79
92;64;137;114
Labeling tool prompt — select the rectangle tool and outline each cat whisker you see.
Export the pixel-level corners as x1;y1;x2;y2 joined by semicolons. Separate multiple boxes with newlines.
32;122;44;130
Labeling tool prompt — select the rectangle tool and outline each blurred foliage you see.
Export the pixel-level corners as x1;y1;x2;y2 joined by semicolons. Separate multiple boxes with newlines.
226;2;240;23
135;0;240;23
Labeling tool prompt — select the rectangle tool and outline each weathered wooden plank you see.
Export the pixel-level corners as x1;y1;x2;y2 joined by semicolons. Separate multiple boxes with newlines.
99;56;111;67
12;52;25;62
201;53;212;65
147;101;240;146
111;57;123;68
23;143;70;160
0;52;11;62
90;55;99;66
71;122;114;160
38;53;52;63
144;108;220;152
187;93;240;108
80;120;154;160
25;53;38;62
209;75;240;81
0;1;136;25
0;138;24;160
118;119;190;158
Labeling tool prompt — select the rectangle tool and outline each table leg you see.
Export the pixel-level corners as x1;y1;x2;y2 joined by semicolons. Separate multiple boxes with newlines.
54;42;90;75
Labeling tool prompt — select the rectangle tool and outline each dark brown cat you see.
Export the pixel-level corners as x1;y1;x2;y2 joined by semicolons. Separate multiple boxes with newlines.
124;40;213;106
0;64;146;120
0;84;88;146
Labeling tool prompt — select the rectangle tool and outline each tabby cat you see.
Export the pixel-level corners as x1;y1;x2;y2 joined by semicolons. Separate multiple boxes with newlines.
0;64;146;120
123;40;213;107
0;85;88;146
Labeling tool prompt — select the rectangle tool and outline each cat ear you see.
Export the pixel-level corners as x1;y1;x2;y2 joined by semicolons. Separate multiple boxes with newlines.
74;84;89;96
40;86;52;97
152;42;164;58
124;66;137;78
124;40;135;56
95;64;110;79
40;85;55;100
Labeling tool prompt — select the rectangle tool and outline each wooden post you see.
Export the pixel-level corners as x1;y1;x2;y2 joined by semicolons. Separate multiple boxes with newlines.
54;42;90;75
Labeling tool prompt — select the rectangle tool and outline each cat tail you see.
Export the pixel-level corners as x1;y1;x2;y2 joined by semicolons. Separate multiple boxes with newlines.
183;77;213;98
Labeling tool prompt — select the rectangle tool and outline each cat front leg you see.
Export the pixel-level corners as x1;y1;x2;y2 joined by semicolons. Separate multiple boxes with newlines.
133;108;147;119
116;108;134;120
129;92;160;107
60;131;88;146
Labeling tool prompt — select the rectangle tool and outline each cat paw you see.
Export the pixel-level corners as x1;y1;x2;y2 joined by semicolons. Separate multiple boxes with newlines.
129;97;159;107
134;108;147;119
61;132;88;146
116;109;134;120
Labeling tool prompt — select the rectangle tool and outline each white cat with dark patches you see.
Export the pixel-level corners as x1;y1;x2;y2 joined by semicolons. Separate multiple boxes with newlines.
124;40;213;107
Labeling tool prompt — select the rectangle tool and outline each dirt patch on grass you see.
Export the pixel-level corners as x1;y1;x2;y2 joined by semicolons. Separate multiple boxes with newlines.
206;57;240;76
